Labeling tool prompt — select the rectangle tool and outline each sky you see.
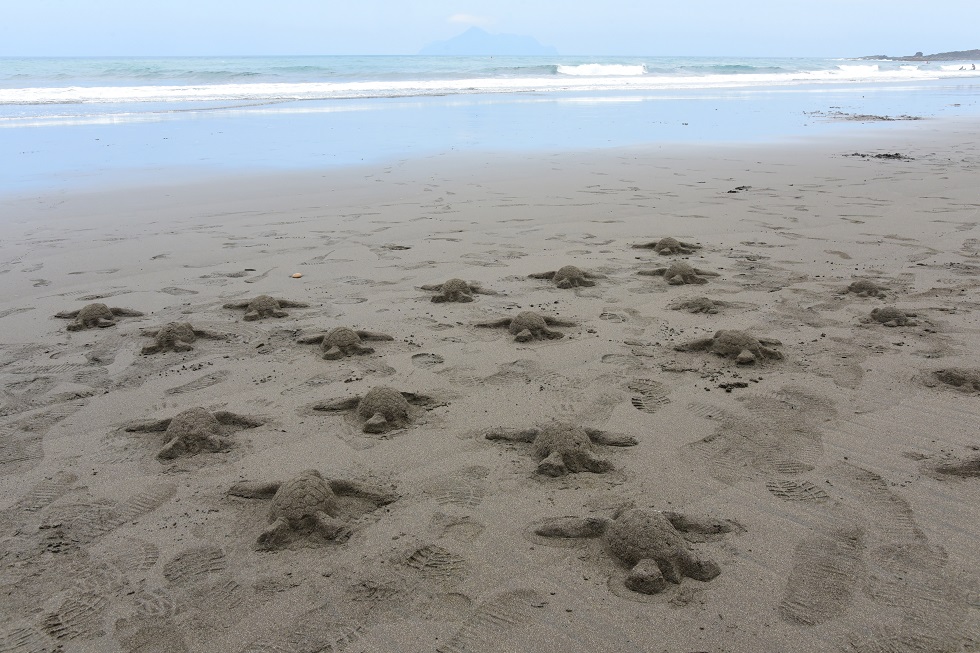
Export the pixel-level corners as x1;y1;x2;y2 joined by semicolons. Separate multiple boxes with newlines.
2;0;978;58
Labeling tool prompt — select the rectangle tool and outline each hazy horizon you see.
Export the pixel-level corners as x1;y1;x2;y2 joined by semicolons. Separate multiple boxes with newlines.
2;0;978;58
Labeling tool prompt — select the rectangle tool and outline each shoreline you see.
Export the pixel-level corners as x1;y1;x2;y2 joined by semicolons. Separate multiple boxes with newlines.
2;111;975;206
3;77;979;196
1;116;979;651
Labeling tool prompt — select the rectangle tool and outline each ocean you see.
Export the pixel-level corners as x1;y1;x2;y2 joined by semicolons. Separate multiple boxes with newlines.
2;55;980;193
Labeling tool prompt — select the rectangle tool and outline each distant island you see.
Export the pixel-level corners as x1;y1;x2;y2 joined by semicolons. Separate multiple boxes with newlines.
859;49;980;61
419;26;558;56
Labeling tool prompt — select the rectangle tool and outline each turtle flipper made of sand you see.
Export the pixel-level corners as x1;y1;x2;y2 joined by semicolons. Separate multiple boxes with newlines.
475;311;576;342
631;237;702;255
140;322;226;354
298;326;394;360
486;422;637;476
222;295;310;320
124;407;265;460
228;469;398;550
675;329;783;364
866;307;919;327
312;386;441;433
528;265;605;289
420;278;499;303
534;508;736;594
639;262;720;285
55;303;145;331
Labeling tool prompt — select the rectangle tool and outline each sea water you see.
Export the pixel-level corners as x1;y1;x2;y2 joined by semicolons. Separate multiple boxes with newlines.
2;55;979;193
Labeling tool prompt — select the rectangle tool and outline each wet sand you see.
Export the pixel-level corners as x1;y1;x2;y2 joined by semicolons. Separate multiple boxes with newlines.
1;120;979;652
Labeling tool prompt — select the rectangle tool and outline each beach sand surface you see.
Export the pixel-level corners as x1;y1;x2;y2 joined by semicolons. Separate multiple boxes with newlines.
1;121;979;652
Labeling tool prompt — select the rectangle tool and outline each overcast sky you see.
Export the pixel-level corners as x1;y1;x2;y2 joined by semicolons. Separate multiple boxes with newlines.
3;0;977;58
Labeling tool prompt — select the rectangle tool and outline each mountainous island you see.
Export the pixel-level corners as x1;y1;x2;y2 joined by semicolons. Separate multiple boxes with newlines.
419;27;558;56
859;49;980;61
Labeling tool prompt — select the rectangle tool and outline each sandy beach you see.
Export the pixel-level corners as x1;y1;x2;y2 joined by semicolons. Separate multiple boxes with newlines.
1;117;979;652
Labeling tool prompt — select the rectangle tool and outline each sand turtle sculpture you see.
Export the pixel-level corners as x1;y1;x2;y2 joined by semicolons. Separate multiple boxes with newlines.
229;469;398;550
297;326;394;360
475;311;576;342
533;508;735;595
140;322;226;355
420;278;499;303
485;422;637;476
867;307;918;327
668;297;732;314
639;262;720;285
675;329;783;364
632;237;702;255
222;295;310;321
55;303;144;331
312;386;441;434
528;265;605;289
124;407;265;460
844;279;888;298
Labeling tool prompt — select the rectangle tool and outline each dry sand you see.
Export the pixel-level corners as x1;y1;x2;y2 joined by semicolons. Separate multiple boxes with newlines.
1;119;979;652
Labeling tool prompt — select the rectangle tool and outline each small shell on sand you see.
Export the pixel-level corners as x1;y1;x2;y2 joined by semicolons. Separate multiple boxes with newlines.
291;273;303;278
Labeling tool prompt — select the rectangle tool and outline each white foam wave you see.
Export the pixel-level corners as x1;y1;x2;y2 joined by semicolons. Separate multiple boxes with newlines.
836;64;879;74
2;64;979;107
557;64;646;76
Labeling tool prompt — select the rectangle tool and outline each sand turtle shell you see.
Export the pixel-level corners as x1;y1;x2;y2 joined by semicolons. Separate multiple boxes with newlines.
533;508;732;595
434;278;475;302
869;307;917;327
846;280;887;298
553;265;593;288
531;424;612;475
75;303;115;324
633;237;702;255
324;327;368;350
676;329;783;364
605;509;721;583
56;302;145;330
268;469;340;527
357;387;411;426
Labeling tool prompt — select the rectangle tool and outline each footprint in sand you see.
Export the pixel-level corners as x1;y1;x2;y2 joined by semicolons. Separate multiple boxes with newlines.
683;387;831;484
925;368;980;393
164;370;231;395
436;588;547;653
422;466;491;508
411;353;445;369
778;525;866;626
627;379;671;414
